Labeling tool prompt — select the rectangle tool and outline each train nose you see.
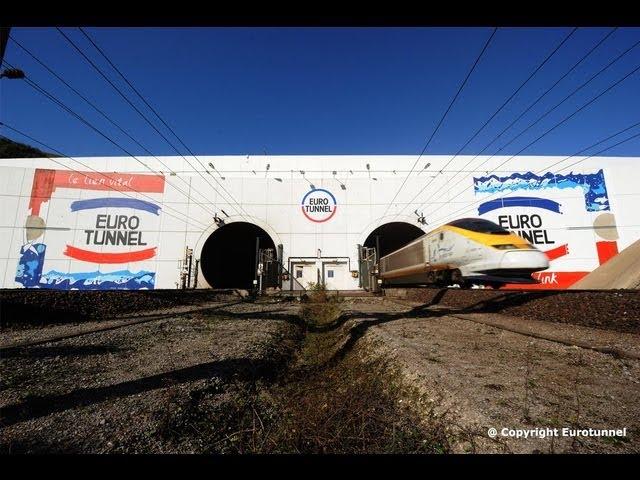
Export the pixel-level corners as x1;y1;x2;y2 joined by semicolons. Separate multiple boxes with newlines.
501;250;549;271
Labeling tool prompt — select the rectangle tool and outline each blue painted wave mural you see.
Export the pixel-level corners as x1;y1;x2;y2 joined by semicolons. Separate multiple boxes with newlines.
16;242;156;290
38;269;155;290
473;170;610;212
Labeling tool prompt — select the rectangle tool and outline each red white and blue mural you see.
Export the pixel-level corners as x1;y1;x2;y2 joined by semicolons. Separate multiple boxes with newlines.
15;169;165;290
474;169;619;289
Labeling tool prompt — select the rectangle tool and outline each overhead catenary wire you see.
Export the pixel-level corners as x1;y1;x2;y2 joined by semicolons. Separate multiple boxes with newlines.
6;37;226;222
413;44;640;221
55;27;249;220
417;35;640;217
380;27;498;219
2;62;212;230
412;27;619;213
0;124;210;231
78;27;239;200
399;27;604;218
421;120;640;228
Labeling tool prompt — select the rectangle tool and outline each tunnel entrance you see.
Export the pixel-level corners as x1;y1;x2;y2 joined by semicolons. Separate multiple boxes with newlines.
364;222;426;258
200;222;276;289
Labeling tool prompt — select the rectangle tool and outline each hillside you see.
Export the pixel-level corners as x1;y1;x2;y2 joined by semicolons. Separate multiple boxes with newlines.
0;137;57;158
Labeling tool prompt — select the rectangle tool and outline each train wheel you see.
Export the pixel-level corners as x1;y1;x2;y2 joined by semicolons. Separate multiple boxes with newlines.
451;269;468;288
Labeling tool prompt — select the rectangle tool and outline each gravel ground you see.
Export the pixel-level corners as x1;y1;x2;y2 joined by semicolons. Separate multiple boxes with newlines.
385;288;640;334
2;290;638;454
352;300;640;453
0;301;302;453
0;289;243;328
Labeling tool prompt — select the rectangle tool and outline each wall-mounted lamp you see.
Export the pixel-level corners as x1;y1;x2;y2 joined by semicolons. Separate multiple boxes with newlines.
208;162;225;180
414;209;428;225
300;170;315;189
214;214;225;226
332;170;347;190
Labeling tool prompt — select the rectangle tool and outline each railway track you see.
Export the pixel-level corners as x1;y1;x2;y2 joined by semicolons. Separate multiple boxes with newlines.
0;299;249;352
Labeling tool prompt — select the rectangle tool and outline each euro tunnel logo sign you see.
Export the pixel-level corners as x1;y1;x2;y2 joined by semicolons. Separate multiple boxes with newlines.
301;188;337;223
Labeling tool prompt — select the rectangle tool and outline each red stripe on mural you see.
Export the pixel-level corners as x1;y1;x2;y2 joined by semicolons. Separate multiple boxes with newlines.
28;169;165;216
64;245;157;263
29;169;57;216
503;271;589;290
543;244;569;261
53;171;165;193
596;241;618;265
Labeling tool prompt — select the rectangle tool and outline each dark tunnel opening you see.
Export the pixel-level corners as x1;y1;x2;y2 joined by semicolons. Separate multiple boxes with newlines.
363;222;426;258
200;222;276;289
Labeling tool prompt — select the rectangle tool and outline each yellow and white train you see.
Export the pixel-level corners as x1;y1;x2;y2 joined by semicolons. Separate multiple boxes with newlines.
378;218;549;288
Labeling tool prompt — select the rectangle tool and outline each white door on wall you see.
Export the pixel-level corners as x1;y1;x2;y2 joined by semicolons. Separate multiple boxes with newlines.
292;262;318;289
323;262;348;290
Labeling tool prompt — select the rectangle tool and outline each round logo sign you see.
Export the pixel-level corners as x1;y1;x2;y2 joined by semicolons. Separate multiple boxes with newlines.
301;188;337;223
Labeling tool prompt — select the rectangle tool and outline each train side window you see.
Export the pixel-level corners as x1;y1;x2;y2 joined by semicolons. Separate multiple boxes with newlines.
327;270;334;278
439;232;444;241
296;269;303;278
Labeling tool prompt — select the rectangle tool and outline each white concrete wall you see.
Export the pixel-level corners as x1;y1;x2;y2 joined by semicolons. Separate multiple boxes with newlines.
1;155;638;290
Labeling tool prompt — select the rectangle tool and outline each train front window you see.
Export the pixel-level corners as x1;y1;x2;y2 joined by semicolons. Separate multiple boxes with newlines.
447;218;510;235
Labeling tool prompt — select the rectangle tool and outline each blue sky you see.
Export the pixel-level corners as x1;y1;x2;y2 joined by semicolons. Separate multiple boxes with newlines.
2;27;639;157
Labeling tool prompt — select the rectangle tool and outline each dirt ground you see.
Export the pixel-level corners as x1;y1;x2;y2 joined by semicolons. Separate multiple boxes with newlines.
0;300;302;453
355;299;640;453
1;292;638;454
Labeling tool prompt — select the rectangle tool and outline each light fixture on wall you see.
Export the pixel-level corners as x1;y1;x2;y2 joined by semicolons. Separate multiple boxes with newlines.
366;163;374;180
208;162;225;180
419;163;431;176
414;209;428;225
332;170;347;190
300;170;315;189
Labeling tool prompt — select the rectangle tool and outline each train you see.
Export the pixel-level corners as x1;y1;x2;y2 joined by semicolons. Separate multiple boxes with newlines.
377;218;550;288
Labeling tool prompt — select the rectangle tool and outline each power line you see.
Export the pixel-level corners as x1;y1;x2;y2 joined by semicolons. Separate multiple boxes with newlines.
3;60;213;230
422;119;640;228
75;27;250;219
7;36;225;221
55;27;249;220
426;28;618;189
381;27;498;219
78;27;241;208
0;124;210;231
399;27;600;218
451;36;640;183
414;37;640;219
79;27;232;187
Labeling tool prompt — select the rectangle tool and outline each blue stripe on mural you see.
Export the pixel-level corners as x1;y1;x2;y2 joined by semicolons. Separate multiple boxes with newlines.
478;196;562;215
70;197;161;215
473;170;609;212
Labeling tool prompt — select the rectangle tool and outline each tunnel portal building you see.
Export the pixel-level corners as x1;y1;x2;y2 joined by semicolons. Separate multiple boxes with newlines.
1;154;638;290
